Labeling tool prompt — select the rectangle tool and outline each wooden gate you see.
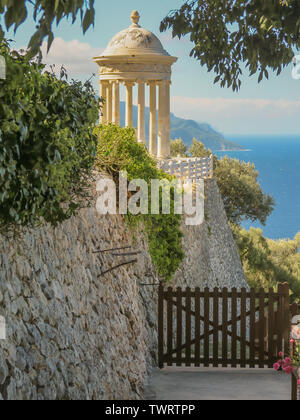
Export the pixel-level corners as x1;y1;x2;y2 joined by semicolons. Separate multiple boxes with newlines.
158;283;291;368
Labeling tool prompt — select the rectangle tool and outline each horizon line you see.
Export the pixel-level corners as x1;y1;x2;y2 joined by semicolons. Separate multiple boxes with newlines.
224;133;300;137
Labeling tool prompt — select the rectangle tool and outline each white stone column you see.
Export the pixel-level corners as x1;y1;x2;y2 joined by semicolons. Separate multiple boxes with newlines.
112;80;120;125
158;80;170;158
165;81;171;158
149;81;157;156
106;81;113;123
137;82;146;144
124;81;135;127
99;80;108;124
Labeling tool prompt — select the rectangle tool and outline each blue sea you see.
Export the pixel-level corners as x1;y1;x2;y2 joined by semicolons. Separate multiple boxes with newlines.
216;135;300;240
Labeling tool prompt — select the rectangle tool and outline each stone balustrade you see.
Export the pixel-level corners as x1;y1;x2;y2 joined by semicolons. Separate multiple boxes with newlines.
158;155;214;181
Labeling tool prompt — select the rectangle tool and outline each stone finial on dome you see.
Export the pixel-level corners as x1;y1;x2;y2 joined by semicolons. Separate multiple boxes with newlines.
130;10;140;26
96;9;178;57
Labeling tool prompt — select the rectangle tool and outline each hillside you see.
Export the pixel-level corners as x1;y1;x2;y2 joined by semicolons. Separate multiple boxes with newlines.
119;102;243;151
170;114;243;151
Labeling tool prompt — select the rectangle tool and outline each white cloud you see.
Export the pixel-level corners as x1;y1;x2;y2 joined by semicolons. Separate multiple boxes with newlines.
41;38;103;77
171;96;300;134
172;97;300;118
23;38;300;134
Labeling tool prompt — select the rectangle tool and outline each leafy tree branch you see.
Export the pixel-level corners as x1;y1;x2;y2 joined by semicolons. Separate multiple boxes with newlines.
161;0;299;90
0;0;95;56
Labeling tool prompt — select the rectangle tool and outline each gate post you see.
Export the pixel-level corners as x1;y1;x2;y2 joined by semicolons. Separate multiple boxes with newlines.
278;283;290;357
291;372;298;401
158;282;164;369
290;302;299;317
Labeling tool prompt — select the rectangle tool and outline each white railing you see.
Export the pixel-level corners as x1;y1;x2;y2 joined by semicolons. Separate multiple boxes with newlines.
158;155;214;181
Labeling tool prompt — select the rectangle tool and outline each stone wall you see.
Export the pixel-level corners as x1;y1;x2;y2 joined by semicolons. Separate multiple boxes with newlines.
0;210;159;400
173;179;248;290
0;178;247;400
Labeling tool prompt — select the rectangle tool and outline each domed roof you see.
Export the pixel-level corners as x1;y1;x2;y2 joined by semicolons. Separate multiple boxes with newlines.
102;11;170;57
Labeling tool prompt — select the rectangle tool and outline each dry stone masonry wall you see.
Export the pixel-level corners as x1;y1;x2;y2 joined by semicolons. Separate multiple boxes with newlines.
0;178;247;400
173;179;248;290
0;210;159;400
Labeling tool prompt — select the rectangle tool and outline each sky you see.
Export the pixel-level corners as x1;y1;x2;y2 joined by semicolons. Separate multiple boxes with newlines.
4;0;300;136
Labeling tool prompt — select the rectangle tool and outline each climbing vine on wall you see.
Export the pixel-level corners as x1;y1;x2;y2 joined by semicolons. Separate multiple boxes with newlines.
0;40;100;232
96;124;184;281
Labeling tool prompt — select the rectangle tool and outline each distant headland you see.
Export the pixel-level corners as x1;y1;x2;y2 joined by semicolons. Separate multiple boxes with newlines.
118;102;244;152
170;113;244;152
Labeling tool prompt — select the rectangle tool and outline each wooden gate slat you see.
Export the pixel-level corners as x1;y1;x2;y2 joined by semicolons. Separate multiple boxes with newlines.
185;287;192;366
159;283;290;370
249;288;256;368
176;287;182;366
195;287;201;367
259;288;266;368
167;300;268;327
282;283;290;357
163;290;281;299
222;288;228;367
204;287;210;367
277;284;283;360
167;287;173;366
158;283;164;368
240;288;247;368
213;287;219;367
231;288;237;368
268;288;275;368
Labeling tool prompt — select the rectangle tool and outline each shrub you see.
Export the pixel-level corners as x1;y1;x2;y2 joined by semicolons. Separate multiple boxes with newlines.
214;156;274;225
189;138;212;158
170;138;188;157
233;225;300;302
187;138;274;225
96;124;184;281
0;40;99;231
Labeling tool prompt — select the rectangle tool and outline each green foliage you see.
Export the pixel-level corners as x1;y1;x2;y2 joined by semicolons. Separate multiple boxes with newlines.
96;124;160;184
214;156;274;225
170;138;188;157
0;0;95;56
0;40;99;231
188;138;212;158
292;342;300;366
160;0;298;90
170;137;212;158
175;138;274;226
96;124;184;281
170;138;298;297
233;225;300;302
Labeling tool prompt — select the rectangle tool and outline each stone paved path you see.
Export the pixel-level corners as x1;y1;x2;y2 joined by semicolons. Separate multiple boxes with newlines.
146;367;291;400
